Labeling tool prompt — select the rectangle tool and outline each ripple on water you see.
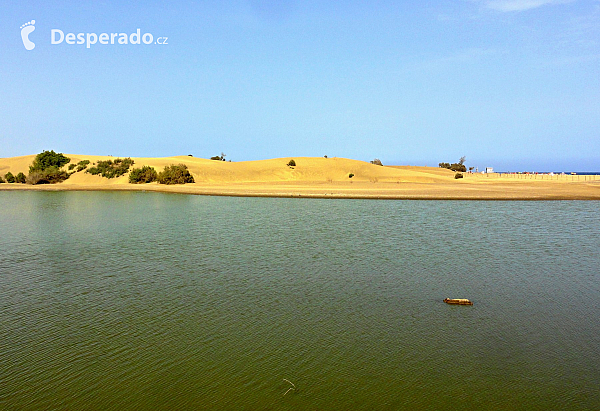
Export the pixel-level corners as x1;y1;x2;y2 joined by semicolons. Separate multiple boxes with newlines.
0;193;599;410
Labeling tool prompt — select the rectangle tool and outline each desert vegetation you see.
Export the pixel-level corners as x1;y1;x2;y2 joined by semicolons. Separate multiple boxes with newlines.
26;150;71;184
157;164;195;185
210;153;226;161
76;160;90;172
87;158;134;178
129;166;158;183
439;156;467;172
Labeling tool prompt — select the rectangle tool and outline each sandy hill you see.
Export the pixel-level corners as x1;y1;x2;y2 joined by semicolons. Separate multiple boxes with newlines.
0;154;455;185
2;154;598;200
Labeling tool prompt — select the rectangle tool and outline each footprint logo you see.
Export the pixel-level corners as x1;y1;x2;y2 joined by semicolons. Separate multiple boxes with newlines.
20;20;36;50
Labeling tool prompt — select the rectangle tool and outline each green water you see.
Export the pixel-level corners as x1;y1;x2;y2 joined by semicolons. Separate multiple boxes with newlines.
1;192;598;410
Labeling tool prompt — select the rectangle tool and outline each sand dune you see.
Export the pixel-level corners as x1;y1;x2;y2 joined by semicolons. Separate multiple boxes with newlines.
1;154;599;200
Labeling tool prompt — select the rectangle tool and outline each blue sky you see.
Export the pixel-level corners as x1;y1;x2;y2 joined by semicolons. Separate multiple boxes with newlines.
1;0;599;171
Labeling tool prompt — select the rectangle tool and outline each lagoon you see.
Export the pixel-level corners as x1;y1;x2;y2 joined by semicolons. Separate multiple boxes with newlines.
1;192;598;410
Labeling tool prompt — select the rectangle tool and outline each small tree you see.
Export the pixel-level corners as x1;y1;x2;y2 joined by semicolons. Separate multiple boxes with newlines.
4;172;15;183
450;163;466;172
15;172;26;183
29;150;70;173
370;159;383;166
455;172;464;179
0;176;4;183
287;159;296;167
459;156;466;165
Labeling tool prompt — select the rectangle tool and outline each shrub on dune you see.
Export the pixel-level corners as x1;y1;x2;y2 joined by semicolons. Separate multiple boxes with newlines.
26;167;70;184
29;150;70;173
157;164;195;185
27;150;71;184
87;158;134;178
129;166;158;184
4;172;15;183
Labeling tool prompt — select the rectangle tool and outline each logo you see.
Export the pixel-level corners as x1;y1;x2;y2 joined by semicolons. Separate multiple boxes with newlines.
20;20;36;50
51;29;167;48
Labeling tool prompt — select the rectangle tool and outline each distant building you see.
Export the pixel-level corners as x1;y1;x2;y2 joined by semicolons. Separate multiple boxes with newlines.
485;167;494;174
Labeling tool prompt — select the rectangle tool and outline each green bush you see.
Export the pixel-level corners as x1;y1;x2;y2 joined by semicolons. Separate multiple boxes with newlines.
157;164;195;185
87;158;134;178
129;166;158;183
76;160;90;172
450;163;467;172
0;176;4;183
440;159;467;172
349;173;354;178
287;159;296;167
455;172;464;179
4;172;15;183
29;150;70;173
68;164;76;170
15;172;26;183
26;167;70;184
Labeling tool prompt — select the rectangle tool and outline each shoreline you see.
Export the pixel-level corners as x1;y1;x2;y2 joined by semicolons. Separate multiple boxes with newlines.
2;181;599;200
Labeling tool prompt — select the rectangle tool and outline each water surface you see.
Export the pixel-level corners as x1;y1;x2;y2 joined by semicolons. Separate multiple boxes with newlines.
1;192;598;410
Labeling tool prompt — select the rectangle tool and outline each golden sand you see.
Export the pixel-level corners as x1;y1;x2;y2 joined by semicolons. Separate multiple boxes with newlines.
1;154;599;200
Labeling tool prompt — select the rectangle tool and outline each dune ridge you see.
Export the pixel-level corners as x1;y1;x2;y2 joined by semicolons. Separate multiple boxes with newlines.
1;154;599;200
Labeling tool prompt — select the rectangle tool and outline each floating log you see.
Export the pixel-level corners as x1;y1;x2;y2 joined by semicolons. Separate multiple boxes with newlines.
443;298;473;305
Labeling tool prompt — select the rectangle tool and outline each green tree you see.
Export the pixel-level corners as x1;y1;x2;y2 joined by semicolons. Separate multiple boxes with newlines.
15;172;26;183
29;150;70;172
450;163;466;172
4;172;15;183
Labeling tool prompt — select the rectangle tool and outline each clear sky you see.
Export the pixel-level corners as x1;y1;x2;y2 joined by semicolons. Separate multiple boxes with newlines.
1;0;599;171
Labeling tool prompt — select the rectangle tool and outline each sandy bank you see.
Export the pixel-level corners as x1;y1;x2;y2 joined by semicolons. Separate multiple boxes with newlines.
1;154;599;200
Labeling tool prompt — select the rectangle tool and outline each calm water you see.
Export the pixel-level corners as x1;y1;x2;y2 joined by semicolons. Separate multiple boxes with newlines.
1;192;598;410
